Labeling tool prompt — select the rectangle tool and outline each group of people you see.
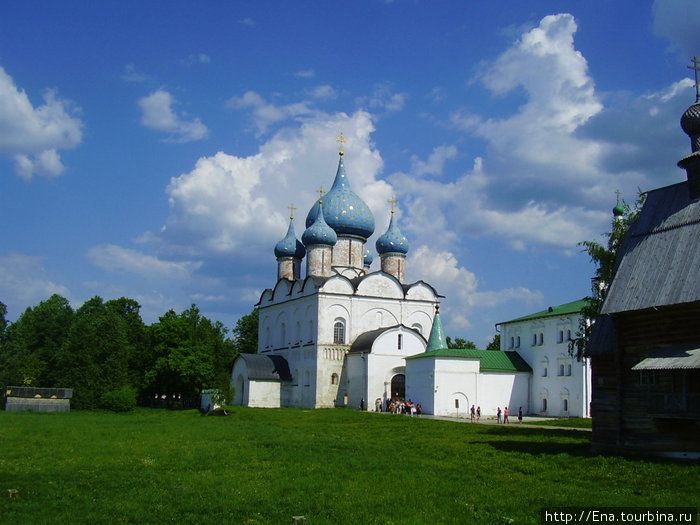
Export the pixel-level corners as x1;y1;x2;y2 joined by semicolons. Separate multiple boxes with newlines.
471;405;524;424
375;397;422;416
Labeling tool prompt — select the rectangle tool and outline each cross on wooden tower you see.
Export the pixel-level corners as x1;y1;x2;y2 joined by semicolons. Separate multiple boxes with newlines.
287;203;297;220
388;195;398;214
316;185;325;204
335;133;346;156
689;56;700;102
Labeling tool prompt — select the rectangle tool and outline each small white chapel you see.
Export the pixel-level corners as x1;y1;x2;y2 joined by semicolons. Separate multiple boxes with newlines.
230;136;589;418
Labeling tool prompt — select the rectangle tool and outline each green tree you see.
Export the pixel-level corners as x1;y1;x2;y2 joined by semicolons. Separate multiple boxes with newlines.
145;305;236;407
105;297;148;393
446;336;476;349
0;294;73;389
0;301;7;336
486;334;501;351
232;308;258;354
569;193;645;360
54;296;131;408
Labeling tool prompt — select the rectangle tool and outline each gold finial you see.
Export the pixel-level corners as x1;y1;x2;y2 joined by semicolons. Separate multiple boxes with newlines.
287;203;297;220
316;186;325;204
388;195;398;215
336;132;347;156
688;56;700;102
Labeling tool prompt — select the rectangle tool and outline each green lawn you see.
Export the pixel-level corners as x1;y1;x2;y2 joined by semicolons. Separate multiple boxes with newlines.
527;418;592;429
0;408;697;524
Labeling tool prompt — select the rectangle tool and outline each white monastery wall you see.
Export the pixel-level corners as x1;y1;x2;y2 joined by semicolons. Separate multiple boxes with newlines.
476;372;530;417
405;358;436;414
501;312;592;417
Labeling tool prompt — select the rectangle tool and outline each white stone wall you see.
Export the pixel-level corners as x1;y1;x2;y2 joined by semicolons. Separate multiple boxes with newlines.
501;312;592;417
306;245;332;278
476;372;530;418
255;271;438;409
231;359;284;408
406;357;530;418
380;254;406;283
429;358;480;418
331;237;365;270
405;357;437;414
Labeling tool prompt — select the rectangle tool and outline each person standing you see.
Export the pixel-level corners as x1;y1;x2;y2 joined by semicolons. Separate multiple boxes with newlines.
504;406;509;424
518;406;523;424
470;404;475;422
497;407;502;424
476;406;481;423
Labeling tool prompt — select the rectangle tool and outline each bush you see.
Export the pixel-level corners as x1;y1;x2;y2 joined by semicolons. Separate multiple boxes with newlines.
100;385;137;412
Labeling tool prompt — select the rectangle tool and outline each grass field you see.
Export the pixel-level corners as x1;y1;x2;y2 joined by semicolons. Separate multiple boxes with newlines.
527;418;592;429
1;408;697;524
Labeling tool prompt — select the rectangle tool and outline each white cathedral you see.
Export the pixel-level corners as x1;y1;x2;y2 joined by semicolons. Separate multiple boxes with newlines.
231;141;591;418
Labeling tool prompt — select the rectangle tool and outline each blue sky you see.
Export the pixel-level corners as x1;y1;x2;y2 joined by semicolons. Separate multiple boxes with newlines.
1;1;699;346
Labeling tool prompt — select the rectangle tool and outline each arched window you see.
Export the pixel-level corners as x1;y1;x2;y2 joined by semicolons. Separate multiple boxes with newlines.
333;318;346;344
559;364;565;376
563;398;568;412
532;334;537;346
411;323;423;335
542;398;548;412
539;333;544;345
566;363;572;376
558;330;564;343
510;337;514;349
397;333;403;350
516;336;521;348
331;373;338;385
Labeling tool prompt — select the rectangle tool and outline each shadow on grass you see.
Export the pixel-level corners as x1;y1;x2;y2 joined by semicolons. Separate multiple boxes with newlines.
471;426;593;457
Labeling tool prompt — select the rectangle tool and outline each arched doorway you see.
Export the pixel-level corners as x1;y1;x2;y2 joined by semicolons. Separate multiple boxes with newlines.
391;374;406;400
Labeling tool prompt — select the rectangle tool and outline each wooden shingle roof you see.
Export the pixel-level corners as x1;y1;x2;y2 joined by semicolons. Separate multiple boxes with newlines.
601;181;700;315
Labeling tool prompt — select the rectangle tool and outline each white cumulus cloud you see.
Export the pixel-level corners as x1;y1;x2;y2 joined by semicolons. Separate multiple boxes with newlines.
0;253;71;316
0;67;83;180
148;110;389;260
138;89;209;142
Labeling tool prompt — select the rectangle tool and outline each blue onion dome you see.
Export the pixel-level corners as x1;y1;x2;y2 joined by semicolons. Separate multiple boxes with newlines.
302;201;337;247
305;155;375;240
363;248;374;266
680;101;700;152
274;218;306;259
376;212;409;255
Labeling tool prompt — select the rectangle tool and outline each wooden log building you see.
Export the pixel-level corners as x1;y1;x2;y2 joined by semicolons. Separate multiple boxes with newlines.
585;74;700;457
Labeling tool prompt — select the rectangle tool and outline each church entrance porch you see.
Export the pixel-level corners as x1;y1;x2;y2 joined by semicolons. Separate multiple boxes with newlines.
391;374;406;400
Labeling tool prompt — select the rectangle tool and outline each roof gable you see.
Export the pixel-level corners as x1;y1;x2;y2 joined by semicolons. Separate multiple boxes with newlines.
406;349;532;372
500;299;589;325
601;182;700;314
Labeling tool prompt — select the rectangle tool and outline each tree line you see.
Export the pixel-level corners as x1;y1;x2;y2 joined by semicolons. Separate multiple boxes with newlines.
0;295;258;410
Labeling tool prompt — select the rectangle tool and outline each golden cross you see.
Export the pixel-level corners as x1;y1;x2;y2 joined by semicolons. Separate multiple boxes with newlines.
287;203;297;220
388;195;398;214
688;56;700;102
335;132;346;155
316;186;325;204
615;189;621;203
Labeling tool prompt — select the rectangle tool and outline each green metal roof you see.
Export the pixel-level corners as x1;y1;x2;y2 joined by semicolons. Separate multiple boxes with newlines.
406;348;532;373
499;298;590;325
